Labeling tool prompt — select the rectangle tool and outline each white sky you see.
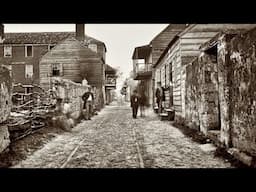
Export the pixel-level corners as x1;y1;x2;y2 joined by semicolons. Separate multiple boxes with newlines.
4;24;169;90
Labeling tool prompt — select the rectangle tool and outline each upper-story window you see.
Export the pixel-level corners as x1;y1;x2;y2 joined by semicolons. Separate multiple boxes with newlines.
51;63;63;77
88;44;97;53
169;62;173;84
25;45;33;57
25;64;33;79
4;46;12;57
48;44;55;51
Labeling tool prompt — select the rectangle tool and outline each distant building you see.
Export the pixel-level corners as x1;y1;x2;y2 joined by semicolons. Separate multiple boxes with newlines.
39;24;107;110
105;64;117;104
0;24;106;90
0;24;107;110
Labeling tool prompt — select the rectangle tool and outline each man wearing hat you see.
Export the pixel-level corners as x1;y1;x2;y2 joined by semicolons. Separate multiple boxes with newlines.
82;86;94;120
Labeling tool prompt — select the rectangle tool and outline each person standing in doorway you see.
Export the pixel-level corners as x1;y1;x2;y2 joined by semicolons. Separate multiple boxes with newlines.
130;90;140;119
82;87;94;120
155;82;163;113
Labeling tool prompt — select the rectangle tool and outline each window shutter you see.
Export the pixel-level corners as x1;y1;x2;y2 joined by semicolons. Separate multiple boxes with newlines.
59;63;63;76
50;64;53;77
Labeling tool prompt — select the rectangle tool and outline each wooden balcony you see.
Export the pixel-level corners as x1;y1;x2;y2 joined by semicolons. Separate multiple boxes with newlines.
133;63;152;80
105;76;116;88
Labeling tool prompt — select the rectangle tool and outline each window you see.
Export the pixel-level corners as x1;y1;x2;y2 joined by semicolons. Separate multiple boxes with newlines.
52;63;62;76
25;45;33;57
169;62;173;84
25;65;33;78
4;46;12;57
48;44;55;51
164;64;167;88
88;44;97;53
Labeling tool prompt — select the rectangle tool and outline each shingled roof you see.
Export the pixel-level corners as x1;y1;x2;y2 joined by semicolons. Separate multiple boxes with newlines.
2;32;106;48
105;64;117;74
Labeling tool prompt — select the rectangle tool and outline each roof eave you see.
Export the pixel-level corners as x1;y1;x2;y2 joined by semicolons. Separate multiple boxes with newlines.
153;35;180;68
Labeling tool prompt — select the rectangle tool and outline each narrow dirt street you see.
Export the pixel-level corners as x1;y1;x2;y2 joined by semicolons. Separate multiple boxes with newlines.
13;102;232;168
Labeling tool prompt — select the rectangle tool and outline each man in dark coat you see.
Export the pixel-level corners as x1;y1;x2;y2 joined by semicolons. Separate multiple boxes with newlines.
155;82;163;113
82;87;94;120
130;90;140;119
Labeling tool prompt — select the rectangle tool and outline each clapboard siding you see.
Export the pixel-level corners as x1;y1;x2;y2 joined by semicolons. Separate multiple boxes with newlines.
188;24;256;33
39;37;104;89
173;105;182;112
151;24;187;65
180;37;213;45
182;32;218;38
180;44;202;51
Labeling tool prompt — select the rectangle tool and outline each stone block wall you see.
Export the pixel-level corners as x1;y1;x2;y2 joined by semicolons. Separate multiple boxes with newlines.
185;51;219;135
51;77;89;120
0;65;12;153
185;59;200;130
198;52;219;134
228;28;256;155
0;66;12;123
183;28;256;157
217;34;234;147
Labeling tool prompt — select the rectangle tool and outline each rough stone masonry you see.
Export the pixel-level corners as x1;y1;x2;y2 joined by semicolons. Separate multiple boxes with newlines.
0;65;12;153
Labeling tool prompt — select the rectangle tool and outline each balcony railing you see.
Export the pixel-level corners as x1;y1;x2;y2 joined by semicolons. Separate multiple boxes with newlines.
134;63;152;74
105;76;116;87
133;62;152;80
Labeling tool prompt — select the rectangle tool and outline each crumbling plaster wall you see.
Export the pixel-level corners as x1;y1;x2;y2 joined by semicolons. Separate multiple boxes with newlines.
228;29;256;155
0;65;12;153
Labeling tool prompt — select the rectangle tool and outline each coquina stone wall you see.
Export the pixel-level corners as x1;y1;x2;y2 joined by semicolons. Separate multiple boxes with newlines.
0;65;12;153
228;29;256;155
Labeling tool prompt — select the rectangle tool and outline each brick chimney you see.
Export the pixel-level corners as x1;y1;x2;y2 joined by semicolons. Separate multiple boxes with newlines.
75;24;85;41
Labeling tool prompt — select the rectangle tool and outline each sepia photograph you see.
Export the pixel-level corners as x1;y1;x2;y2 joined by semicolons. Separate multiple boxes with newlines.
0;23;255;168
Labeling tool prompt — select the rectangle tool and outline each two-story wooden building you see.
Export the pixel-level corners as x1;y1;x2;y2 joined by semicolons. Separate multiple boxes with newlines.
132;24;187;107
39;24;107;110
105;64;117;105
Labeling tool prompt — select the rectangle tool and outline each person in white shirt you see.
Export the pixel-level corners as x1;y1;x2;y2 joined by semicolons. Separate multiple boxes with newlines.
82;87;94;120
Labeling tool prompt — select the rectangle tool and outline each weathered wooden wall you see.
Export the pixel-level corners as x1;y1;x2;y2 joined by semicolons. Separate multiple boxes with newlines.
154;39;180;110
151;24;187;65
40;37;85;89
40;37;104;87
39;37;105;110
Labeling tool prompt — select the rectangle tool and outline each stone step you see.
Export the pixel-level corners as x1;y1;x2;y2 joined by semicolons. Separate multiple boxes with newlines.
160;113;168;121
207;130;221;147
165;109;175;121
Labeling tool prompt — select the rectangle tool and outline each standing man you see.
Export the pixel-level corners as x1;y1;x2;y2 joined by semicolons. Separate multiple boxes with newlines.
82;86;94;120
139;90;147;117
130;90;140;119
155;82;163;113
